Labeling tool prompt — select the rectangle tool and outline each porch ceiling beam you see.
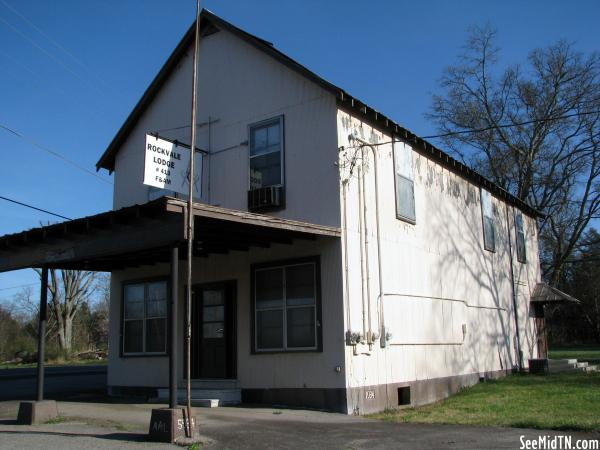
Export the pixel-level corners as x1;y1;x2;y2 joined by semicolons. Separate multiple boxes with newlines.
0;217;184;273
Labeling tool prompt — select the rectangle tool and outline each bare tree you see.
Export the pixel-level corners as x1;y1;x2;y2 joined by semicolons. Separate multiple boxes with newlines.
428;25;600;284
34;269;97;353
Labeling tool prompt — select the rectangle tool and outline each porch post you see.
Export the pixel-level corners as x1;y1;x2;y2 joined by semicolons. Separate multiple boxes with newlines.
17;265;57;424
169;246;178;408
36;266;48;401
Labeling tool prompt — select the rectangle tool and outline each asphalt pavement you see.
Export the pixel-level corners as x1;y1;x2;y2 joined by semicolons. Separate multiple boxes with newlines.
0;400;598;449
0;365;107;401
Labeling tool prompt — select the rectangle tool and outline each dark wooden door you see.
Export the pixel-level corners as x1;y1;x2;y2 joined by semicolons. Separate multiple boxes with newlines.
191;282;236;379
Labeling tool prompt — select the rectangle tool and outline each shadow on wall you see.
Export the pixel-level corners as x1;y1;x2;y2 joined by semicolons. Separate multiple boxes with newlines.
416;160;523;378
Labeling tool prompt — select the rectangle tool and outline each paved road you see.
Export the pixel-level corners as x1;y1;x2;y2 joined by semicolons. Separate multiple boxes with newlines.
0;401;598;449
0;365;107;401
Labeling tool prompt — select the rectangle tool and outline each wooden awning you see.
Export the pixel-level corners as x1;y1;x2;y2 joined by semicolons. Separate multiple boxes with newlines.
530;282;580;304
0;196;340;272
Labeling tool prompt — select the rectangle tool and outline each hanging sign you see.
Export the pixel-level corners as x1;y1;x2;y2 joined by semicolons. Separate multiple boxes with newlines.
143;134;202;198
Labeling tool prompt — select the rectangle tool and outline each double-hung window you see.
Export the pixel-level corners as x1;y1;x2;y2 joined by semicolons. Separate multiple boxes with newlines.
515;211;527;263
249;117;284;189
393;140;416;223
253;259;320;352
122;280;167;355
481;188;496;252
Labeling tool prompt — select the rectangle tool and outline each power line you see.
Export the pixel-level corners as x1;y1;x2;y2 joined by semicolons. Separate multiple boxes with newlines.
0;282;37;292
0;0;114;94
0;195;72;221
0;123;112;185
422;110;600;140
340;110;600;150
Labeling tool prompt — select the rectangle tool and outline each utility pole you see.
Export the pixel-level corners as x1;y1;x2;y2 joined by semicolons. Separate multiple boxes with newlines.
185;0;201;438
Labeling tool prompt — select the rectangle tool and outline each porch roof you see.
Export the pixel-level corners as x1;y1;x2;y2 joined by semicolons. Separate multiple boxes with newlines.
0;196;340;273
530;282;581;304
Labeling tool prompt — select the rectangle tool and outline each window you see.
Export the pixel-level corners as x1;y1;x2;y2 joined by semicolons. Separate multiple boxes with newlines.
393;140;416;222
249;117;284;189
122;280;167;355
480;188;496;252
515;211;527;263
253;259;320;352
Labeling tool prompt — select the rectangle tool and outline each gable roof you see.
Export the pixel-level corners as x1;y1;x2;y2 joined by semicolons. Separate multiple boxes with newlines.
96;9;542;218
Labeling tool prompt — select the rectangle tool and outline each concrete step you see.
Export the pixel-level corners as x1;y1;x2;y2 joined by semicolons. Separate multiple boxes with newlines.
548;358;598;373
548;358;577;366
154;387;241;407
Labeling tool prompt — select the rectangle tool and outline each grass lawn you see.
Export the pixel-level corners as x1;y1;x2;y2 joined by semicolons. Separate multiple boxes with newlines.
371;372;600;432
0;358;107;369
549;345;600;366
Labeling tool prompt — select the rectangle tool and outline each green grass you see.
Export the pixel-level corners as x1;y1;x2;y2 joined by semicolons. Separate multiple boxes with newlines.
549;345;600;366
44;416;67;424
0;358;108;369
370;372;600;432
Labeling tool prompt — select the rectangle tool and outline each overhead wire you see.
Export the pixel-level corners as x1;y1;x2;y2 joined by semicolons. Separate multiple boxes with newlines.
339;110;600;151
0;0;115;94
0;123;112;185
0;195;72;221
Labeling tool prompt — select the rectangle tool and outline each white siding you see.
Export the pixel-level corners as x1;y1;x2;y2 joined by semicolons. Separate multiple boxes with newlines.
337;109;541;411
112;28;340;228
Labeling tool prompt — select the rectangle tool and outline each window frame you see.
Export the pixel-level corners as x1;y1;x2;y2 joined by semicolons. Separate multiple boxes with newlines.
392;139;416;224
251;256;322;354
248;115;285;191
120;277;169;357
480;188;496;252
515;211;527;263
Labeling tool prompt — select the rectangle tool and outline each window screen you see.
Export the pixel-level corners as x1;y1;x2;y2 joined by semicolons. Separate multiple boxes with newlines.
393;140;416;222
481;189;496;251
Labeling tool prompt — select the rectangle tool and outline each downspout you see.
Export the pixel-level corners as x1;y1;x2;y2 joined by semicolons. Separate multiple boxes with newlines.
506;204;523;371
358;165;368;345
355;139;386;348
341;178;352;342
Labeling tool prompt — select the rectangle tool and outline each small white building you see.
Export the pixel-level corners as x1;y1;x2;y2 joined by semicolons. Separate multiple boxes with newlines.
1;10;560;414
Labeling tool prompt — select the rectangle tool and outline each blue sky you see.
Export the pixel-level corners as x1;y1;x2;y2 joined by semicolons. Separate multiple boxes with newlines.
1;0;599;302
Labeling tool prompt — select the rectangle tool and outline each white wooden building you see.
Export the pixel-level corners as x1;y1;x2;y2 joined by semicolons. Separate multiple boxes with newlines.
1;10;561;414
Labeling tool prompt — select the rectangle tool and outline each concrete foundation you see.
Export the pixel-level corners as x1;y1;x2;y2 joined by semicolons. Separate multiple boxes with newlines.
16;400;58;425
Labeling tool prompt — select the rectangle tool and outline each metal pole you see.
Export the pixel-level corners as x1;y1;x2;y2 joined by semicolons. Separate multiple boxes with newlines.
169;246;179;409
185;0;201;437
36;266;48;402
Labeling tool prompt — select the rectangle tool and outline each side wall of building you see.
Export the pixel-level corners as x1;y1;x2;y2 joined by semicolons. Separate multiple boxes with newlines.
336;109;541;414
111;26;340;228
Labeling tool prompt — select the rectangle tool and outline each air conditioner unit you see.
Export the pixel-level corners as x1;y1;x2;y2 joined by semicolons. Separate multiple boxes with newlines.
248;185;285;211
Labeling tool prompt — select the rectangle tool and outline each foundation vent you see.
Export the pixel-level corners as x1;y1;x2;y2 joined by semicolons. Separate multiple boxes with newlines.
397;386;411;406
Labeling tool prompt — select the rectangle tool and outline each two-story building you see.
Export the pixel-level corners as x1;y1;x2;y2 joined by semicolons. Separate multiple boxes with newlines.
1;10;565;415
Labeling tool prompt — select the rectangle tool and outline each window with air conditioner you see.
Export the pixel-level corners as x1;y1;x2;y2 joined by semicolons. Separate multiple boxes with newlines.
248;116;284;210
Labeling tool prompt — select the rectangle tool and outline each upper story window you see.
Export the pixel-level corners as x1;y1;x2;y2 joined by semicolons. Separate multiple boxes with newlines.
515;211;527;263
249;116;284;190
253;258;321;352
122;280;167;356
393;140;416;223
481;188;496;252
